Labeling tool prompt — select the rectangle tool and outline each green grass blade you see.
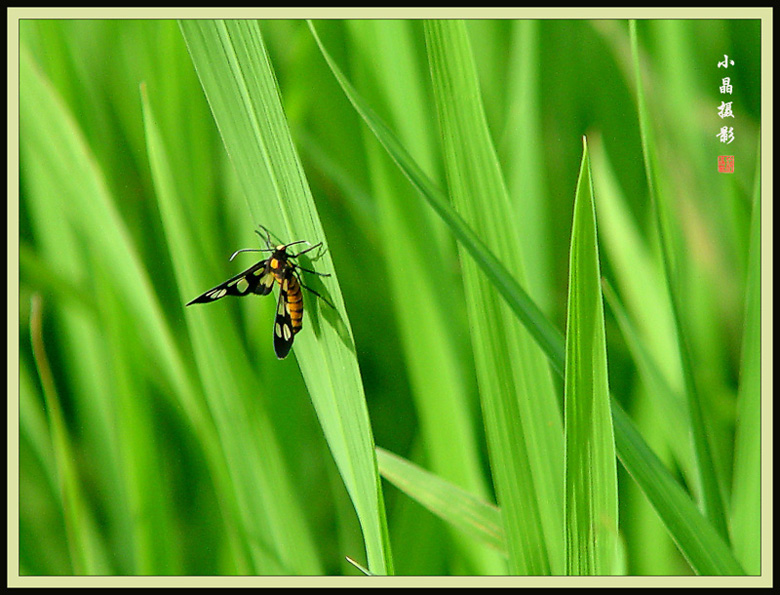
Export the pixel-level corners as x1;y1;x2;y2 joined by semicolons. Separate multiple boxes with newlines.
563;139;619;575
376;447;506;556
729;150;761;575
19;358;75;575
602;279;691;472
504;20;553;313
90;261;179;574
612;400;745;575
345;556;373;576
423;19;563;575
29;296;110;575
590;136;694;485
345;19;504;575
178;19;393;575
630;21;729;542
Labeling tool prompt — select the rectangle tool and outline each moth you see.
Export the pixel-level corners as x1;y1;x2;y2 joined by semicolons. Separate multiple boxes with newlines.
187;225;332;359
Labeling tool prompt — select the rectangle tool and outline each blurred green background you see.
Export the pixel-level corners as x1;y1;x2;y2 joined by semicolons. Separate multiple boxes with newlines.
18;18;761;576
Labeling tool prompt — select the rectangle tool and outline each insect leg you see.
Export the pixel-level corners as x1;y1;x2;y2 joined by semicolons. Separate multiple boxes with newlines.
288;242;323;259
297;277;335;310
292;263;331;277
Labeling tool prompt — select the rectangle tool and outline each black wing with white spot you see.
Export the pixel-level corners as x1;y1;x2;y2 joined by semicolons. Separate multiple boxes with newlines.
186;259;274;305
273;284;295;359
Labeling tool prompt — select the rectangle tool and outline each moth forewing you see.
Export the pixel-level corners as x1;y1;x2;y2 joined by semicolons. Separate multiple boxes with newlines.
186;259;273;305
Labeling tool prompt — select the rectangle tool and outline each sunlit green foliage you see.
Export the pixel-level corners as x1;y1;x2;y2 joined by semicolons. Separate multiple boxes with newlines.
18;18;761;577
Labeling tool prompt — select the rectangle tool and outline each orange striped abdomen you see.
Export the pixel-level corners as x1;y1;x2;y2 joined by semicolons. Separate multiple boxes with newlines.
285;275;304;333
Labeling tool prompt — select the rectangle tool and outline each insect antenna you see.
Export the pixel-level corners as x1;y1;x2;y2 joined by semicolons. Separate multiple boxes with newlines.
282;239;311;251
229;248;274;262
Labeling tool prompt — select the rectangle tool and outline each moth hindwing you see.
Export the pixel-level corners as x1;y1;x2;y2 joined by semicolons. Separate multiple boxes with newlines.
273;268;303;359
186;226;332;359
